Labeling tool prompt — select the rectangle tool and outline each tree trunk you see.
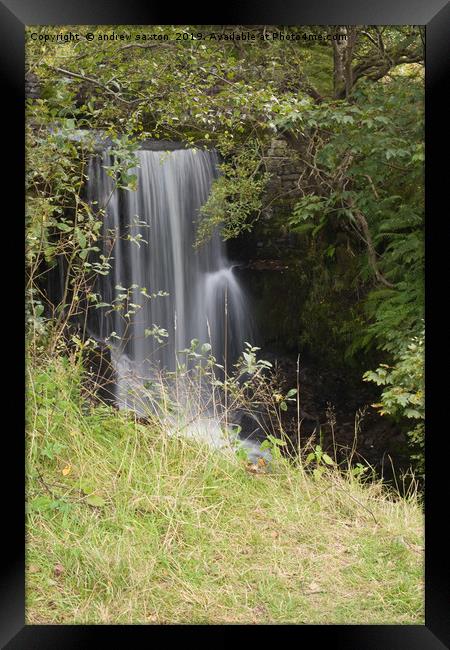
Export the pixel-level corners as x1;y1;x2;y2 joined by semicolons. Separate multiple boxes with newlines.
333;26;358;99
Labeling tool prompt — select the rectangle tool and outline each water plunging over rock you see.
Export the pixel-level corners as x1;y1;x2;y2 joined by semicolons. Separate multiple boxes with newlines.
86;147;264;458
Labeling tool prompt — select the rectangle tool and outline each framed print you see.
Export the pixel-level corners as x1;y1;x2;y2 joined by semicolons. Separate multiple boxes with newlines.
1;0;449;646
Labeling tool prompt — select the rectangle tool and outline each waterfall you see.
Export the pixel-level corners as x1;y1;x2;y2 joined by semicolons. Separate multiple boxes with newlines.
86;147;255;431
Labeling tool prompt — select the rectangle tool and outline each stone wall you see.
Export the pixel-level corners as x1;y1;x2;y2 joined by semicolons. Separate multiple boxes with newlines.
264;137;305;206
242;136;307;256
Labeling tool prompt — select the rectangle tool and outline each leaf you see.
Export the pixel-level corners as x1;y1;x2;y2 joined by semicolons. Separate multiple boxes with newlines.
79;480;94;495
267;435;286;447
404;408;422;419
322;453;335;466
290;222;316;234
56;222;72;232
86;494;106;507
75;228;87;249
28;495;57;512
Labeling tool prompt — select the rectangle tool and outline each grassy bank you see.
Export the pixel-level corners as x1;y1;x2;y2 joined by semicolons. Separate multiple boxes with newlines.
26;356;424;624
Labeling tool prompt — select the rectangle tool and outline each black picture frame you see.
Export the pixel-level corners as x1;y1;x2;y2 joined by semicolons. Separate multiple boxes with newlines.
2;1;448;647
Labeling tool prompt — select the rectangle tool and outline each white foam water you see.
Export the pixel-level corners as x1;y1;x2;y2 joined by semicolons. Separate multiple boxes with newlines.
86;147;264;459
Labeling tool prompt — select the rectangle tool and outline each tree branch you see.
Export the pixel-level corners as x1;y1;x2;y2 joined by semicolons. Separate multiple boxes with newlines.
347;197;395;288
351;50;423;88
47;66;141;106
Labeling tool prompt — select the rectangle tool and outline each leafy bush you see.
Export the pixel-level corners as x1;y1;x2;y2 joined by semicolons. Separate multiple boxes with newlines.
364;331;424;475
197;142;269;244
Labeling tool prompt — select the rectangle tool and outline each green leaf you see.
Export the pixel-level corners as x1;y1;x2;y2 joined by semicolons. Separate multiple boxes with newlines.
267;435;287;447
75;228;87;249
28;496;55;512
56;222;73;232
79;480;94;494
86;494;106;507
313;467;324;480
404;408;422;419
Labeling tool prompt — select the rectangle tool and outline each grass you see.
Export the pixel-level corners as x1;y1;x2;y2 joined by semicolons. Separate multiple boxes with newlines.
26;355;424;624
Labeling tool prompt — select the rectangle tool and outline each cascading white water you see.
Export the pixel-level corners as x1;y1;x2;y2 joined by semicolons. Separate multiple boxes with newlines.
86;147;259;454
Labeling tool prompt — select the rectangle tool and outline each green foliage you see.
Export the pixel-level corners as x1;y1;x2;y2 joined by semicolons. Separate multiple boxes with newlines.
259;434;287;460
364;332;424;475
304;444;336;479
237;342;272;376
349;463;369;480
281;70;424;406
144;325;169;344
26;96;144;353
197;142;270;243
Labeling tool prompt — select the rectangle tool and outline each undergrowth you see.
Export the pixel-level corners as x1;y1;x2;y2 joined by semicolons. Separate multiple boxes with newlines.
26;354;424;624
